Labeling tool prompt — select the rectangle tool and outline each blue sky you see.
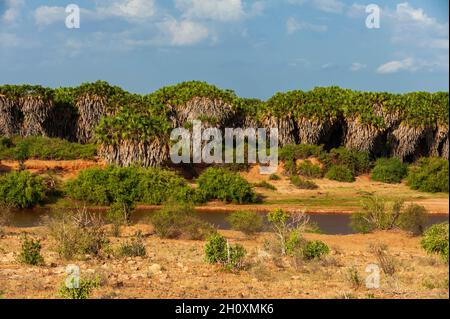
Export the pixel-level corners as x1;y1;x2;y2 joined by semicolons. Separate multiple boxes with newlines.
0;0;448;99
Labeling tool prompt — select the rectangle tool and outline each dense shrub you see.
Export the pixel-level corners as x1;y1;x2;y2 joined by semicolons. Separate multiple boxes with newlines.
65;166;194;205
227;211;264;235
300;240;330;260
196;168;257;204
0;136;97;161
297;160;322;178
18;236;44;266
371;158;408;184
0;171;46;208
329;147;371;175
150;203;216;240
407;157;449;193
204;234;246;271
351;197;428;235
59;277;100;299
118;231;146;257
289;176;318;189
279;144;325;161
421;223;449;262
325;165;355;182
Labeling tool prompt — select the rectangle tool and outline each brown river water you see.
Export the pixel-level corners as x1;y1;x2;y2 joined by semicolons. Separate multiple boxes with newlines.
5;208;449;235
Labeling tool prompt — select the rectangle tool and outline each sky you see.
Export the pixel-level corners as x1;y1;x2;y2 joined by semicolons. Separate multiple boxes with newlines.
0;0;448;99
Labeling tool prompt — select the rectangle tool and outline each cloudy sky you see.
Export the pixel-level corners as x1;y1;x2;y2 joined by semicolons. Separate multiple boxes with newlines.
0;0;448;98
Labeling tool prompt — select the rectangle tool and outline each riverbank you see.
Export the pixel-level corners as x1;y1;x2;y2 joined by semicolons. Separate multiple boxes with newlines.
0;225;448;299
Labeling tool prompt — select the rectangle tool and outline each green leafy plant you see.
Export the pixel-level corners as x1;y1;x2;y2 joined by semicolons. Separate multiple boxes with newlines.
18;236;44;266
254;181;277;190
407;157;449;193
59;277;100;299
421;223;449;262
325;164;355;182
300;240;330;260
227;211;264;236
289;176;319;189
204;233;246;271
297;160;323;178
0;171;46;208
268;174;281;181
118;231;146;257
371;158;408;184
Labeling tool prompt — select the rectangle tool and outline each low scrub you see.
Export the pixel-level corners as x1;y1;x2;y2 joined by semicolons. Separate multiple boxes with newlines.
204;234;246;271
370;243;396;276
0;136;97;161
227;211;264;236
196;168;257;204
407;157;449;193
371;158;407;184
118;231;146;257
0;171;46;208
18;236;44;266
290;176;318;189
297;160;322;178
150;203;216;240
279;144;325;162
254;181;277;190
59;277;100;299
421;223;449;262
325;165;355;182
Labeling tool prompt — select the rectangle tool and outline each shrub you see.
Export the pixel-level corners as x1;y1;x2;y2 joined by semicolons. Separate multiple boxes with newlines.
279;144;325;161
329;147;371;175
196;168;257;204
300;240;330;260
284;160;298;175
0;171;46;208
65;166;194;205
371;158;407;184
289;176;318;189
345;266;363;289
254;181;277;190
119;231;146;257
18;236;44;266
407;157;449;193
59;277;100;299
150;203;216;240
370;243;396;276
297;160;322;178
204;234;246;271
398;204;428;235
325;165;355;182
268;174;281;181
47;208;108;260
421;223;449;262
107;202;134;237
227;211;264;235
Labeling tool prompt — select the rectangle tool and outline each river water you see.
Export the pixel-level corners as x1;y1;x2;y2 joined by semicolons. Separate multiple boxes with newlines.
6;208;449;235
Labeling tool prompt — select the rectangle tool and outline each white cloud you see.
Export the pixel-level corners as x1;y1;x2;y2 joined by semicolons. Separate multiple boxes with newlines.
34;6;66;27
286;17;327;34
376;57;447;74
175;0;244;22
99;0;157;19
158;17;209;46
350;62;366;72
288;0;344;14
1;0;24;24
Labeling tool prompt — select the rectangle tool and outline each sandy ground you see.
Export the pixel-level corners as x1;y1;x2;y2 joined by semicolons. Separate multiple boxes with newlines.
0;225;448;299
1;159;448;214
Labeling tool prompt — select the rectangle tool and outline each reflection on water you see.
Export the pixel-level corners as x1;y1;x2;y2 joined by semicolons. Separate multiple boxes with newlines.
5;208;450;235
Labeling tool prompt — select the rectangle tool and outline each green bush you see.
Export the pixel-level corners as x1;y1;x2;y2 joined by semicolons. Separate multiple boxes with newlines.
300;240;330;260
119;231;146;257
371;158;408;184
65;166;194;205
227;211;264;235
150;203;216;240
204;234;246;271
268;174;281;181
279;144;325;161
329;147;371;175
0;171;46;208
407;157;449;193
289;176;319;189
254;181;277;190
0;136;97;161
398;204;428;235
421;223;449;262
18;236;44;266
325;165;355;182
59;277;100;299
297;160;322;178
196;168;257;204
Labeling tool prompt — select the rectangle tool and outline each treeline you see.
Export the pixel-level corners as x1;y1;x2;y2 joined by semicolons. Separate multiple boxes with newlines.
0;81;448;167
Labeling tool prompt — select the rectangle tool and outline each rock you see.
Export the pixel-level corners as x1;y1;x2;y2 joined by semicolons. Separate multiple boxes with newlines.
148;264;162;275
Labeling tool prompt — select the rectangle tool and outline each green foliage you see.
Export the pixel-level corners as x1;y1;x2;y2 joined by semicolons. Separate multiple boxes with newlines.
0;171;46;208
297;160;322;178
0;136;97;161
289;176;319;189
300;240;330;260
65;166;193;205
227;211;264;235
196;168;257;204
329;147;371;175
421;223;449;262
398;204;428;235
118;231;146;257
150;203;216;240
279;144;325;162
204;233;246;271
371;158;408;184
407;157;449;193
325;165;355;182
18;236;44;266
268;174;281;181
59;277;100;299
